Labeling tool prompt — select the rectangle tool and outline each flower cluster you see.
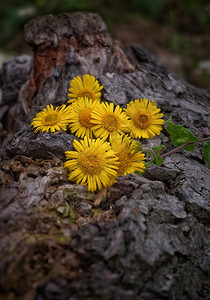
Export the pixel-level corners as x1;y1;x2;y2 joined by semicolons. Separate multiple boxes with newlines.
31;74;164;192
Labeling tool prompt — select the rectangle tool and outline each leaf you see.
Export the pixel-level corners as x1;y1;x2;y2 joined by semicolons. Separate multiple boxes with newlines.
135;170;144;176
184;144;195;151
142;145;165;168
147;150;155;159
166;117;199;149
144;161;154;169
202;140;210;168
152;145;165;166
155;156;164;166
152;145;165;153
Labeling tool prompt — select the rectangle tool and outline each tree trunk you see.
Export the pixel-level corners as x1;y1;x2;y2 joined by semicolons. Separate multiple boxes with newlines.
0;12;209;300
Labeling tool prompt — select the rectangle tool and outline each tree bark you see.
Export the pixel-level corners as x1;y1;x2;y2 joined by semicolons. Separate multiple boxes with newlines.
0;12;210;300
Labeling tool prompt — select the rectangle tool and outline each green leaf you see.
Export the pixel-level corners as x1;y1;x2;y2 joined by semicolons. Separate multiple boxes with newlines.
147;151;154;159
144;161;154;169
152;145;165;153
135;170;144;176
152;145;165;166
155;156;164;166
184;144;195;151
202;140;210;168
166;117;199;148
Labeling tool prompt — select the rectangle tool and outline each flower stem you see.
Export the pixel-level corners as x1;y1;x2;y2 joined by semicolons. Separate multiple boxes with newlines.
142;147;156;160
160;136;210;159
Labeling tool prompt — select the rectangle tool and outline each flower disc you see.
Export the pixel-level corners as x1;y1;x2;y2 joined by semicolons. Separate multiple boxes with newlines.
31;104;72;133
110;135;145;178
68;97;101;139
124;98;164;139
91;102;130;140
67;74;103;103
64;137;119;192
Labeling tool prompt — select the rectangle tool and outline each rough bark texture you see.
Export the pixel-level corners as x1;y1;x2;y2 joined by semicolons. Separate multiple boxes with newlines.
0;55;33;147
0;12;210;300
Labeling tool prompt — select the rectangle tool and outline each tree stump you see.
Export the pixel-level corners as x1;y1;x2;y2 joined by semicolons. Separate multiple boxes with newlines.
0;12;210;300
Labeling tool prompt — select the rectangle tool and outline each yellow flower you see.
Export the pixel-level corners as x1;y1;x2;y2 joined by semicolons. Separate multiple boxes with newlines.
64;137;119;192
124;98;164;139
31;104;72;133
67;74;103;103
110;135;145;178
91;102;130;140
68;97;101;139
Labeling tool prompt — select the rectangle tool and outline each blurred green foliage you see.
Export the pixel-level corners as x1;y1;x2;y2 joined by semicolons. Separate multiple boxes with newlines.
0;0;209;48
0;0;209;88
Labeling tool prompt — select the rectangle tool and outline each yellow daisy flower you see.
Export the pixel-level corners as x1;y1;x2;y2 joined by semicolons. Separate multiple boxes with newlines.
124;98;164;139
31;104;72;133
67;74;103;103
110;135;145;178
64;137;119;192
91;102;130;140
68;97;101;139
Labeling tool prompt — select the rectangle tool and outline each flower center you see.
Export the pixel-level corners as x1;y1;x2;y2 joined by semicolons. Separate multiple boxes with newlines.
117;149;132;175
102;114;119;132
43;113;60;126
78;89;95;100
79;108;93;128
133;112;151;129
78;149;104;175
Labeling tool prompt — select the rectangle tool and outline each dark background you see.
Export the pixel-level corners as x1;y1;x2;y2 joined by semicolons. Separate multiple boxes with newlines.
0;0;209;88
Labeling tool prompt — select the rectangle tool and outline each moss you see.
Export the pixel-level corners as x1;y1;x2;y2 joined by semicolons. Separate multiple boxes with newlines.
55;202;76;222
